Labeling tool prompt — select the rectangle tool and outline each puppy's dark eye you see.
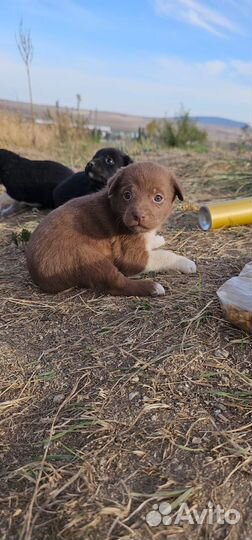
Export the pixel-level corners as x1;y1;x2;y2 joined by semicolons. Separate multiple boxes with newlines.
105;156;115;166
153;194;163;204
123;191;132;201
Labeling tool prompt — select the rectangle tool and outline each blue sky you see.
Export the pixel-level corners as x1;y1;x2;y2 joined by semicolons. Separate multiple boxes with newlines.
0;0;251;121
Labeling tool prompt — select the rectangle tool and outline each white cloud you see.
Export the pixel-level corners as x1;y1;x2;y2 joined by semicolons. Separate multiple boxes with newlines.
154;0;240;36
202;61;226;76
0;53;251;122
185;10;224;37
230;60;252;79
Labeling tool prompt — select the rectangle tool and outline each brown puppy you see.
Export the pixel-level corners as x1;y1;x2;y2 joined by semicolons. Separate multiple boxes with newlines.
26;162;196;296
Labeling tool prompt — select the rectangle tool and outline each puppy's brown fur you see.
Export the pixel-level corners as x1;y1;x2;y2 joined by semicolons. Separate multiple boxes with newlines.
26;162;196;297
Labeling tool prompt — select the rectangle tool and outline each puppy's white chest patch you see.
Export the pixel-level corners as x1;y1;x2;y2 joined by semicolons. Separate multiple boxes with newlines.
144;231;157;253
144;231;166;252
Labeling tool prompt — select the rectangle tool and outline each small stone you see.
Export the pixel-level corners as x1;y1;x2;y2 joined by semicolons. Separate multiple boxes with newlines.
146;510;162;527
53;394;65;404
192;437;201;445
129;391;139;401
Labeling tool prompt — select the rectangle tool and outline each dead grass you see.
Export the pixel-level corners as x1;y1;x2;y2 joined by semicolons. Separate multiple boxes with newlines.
0;111;102;169
0;111;164;170
0;147;252;540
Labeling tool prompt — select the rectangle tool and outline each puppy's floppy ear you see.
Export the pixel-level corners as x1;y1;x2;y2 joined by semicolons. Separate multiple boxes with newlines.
107;168;124;198
171;173;184;201
122;152;133;166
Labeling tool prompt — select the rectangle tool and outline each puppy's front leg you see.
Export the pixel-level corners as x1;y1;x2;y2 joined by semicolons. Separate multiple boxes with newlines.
145;249;197;274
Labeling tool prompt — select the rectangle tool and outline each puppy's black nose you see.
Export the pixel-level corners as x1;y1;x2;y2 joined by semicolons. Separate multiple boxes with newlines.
88;160;95;169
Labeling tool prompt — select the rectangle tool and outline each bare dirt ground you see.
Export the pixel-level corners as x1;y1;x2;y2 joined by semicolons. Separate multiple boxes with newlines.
0;148;252;540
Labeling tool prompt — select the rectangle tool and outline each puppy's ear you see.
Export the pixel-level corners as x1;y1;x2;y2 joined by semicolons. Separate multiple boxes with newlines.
122;152;133;166
171;173;184;201
107;169;124;198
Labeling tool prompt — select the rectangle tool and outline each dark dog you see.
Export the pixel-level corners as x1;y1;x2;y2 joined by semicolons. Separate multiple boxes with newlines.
53;147;133;207
0;149;73;217
26;162;196;297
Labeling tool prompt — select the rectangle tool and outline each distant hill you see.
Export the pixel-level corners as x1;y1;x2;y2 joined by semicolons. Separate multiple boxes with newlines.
0;98;248;142
190;116;248;129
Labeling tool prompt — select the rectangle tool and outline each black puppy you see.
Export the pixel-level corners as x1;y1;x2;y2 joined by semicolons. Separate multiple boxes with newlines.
0;149;73;217
53;147;133;207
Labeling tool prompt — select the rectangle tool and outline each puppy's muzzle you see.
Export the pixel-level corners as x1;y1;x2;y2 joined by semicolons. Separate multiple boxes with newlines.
131;210;146;226
85;161;95;175
87;160;95;169
125;210;148;230
85;160;107;184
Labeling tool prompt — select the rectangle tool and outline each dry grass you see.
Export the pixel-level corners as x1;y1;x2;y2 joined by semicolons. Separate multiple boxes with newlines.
0;111;102;169
0;111;163;170
0;143;252;540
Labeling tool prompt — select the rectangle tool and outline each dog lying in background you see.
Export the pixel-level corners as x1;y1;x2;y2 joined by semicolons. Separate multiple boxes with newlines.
0;149;73;217
26;162;196;297
53;147;133;207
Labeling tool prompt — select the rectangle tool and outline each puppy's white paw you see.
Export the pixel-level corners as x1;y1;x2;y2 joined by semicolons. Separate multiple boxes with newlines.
152;235;166;249
1;206;14;218
176;256;197;274
151;282;166;296
0;207;9;218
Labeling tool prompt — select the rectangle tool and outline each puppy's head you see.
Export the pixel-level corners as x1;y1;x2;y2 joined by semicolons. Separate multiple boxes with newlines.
108;161;183;233
85;147;133;186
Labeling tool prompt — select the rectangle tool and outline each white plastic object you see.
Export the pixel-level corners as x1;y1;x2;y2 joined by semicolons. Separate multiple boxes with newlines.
217;262;252;333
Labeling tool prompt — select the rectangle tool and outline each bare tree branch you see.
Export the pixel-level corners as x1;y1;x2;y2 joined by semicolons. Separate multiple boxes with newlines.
16;19;35;144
